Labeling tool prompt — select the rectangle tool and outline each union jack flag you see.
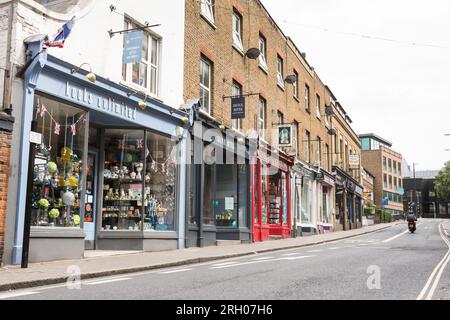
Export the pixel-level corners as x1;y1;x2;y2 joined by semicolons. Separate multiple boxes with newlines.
44;17;75;48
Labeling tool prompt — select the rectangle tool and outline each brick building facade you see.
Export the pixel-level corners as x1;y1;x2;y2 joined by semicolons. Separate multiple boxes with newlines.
183;0;363;241
0;114;14;265
360;134;404;218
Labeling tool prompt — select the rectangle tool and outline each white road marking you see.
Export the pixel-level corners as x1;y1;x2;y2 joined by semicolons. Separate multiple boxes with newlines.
280;256;316;261
282;252;304;256
252;257;275;261
382;230;410;243
211;256;316;269
85;278;132;286
211;261;240;267
0;291;40;299
159;269;193;274
417;224;450;300
307;249;323;253
328;247;341;250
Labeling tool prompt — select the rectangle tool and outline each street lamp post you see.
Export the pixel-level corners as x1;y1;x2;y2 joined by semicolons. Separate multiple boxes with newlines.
413;163;419;218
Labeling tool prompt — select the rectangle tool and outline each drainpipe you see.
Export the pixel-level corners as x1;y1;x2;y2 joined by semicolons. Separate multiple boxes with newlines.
2;1;15;113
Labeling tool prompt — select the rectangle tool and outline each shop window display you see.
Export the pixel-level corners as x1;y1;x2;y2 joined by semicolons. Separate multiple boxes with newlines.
144;131;177;231
261;164;268;224
102;130;178;231
102;129;145;231
31;96;86;228
268;170;282;225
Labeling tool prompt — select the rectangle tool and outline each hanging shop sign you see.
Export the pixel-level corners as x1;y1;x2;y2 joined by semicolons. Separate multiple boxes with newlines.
346;179;357;193
278;125;292;147
355;185;364;196
349;154;360;168
231;96;246;119
123;31;144;64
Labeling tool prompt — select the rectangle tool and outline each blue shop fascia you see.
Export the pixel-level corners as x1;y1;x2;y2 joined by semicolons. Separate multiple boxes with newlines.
10;36;191;264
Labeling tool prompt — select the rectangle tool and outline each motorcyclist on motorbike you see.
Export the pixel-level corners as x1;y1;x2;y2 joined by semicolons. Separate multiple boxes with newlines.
407;212;417;233
407;213;417;222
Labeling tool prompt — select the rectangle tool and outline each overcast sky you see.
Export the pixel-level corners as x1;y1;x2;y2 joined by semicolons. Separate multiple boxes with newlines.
261;0;450;171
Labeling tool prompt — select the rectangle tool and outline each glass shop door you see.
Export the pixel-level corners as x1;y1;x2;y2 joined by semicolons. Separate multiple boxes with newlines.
84;152;98;250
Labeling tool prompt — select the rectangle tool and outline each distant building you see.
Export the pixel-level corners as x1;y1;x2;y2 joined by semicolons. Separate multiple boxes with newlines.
360;134;404;218
403;171;449;219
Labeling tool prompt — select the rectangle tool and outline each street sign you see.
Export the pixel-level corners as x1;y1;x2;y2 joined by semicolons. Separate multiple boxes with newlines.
231;97;246;119
123;31;144;64
381;198;389;206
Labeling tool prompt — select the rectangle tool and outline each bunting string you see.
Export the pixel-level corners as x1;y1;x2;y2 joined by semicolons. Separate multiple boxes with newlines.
36;102;86;136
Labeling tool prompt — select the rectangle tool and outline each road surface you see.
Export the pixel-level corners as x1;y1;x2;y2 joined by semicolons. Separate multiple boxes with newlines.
1;219;449;300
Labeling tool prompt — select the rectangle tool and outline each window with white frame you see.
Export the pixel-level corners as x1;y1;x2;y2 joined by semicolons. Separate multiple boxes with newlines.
200;56;212;114
277;55;284;87
293;70;299;99
305;84;310;111
258;98;266;140
259;34;268;71
305;130;311;163
200;0;215;24
293;121;299;156
122;19;160;96
232;81;242;131
232;10;244;53
316;94;321;119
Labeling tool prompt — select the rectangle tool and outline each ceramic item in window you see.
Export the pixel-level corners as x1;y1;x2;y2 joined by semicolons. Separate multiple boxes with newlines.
135;163;144;180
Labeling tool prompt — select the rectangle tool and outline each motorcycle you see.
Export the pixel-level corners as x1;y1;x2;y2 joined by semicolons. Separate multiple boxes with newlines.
408;221;416;233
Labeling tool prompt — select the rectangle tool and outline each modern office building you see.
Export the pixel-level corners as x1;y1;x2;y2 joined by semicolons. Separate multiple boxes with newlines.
403;170;449;219
360;134;404;218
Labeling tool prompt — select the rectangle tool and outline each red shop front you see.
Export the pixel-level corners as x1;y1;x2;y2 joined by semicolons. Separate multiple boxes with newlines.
251;148;294;242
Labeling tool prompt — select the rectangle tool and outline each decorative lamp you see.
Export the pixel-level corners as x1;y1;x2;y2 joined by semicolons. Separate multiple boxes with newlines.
71;63;96;83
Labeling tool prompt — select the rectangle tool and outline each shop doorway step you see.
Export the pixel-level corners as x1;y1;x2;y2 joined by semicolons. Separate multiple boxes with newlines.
216;240;243;247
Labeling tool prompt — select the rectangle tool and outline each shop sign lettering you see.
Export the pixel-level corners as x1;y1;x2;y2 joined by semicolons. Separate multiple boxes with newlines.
65;82;137;121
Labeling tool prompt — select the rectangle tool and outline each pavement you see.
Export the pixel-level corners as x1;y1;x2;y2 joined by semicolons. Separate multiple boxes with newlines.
0;222;400;293
2;219;450;300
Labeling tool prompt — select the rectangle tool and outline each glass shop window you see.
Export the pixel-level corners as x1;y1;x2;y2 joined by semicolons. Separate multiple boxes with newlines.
261;164;268;224
268;169;282;225
31;96;87;228
144;131;178;231
102;129;178;231
203;164;215;225
102;129;145;231
215;165;238;227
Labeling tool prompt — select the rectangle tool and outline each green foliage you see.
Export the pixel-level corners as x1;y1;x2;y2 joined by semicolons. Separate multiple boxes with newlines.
435;162;450;203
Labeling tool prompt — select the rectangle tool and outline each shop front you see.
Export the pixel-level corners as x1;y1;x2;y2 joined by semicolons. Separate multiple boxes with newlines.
333;166;363;231
315;169;335;234
252;143;294;241
290;162;315;237
187;108;251;247
11;38;189;264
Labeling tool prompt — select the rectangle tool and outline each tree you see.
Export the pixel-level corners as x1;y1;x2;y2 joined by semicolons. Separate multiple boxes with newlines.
435;161;450;203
